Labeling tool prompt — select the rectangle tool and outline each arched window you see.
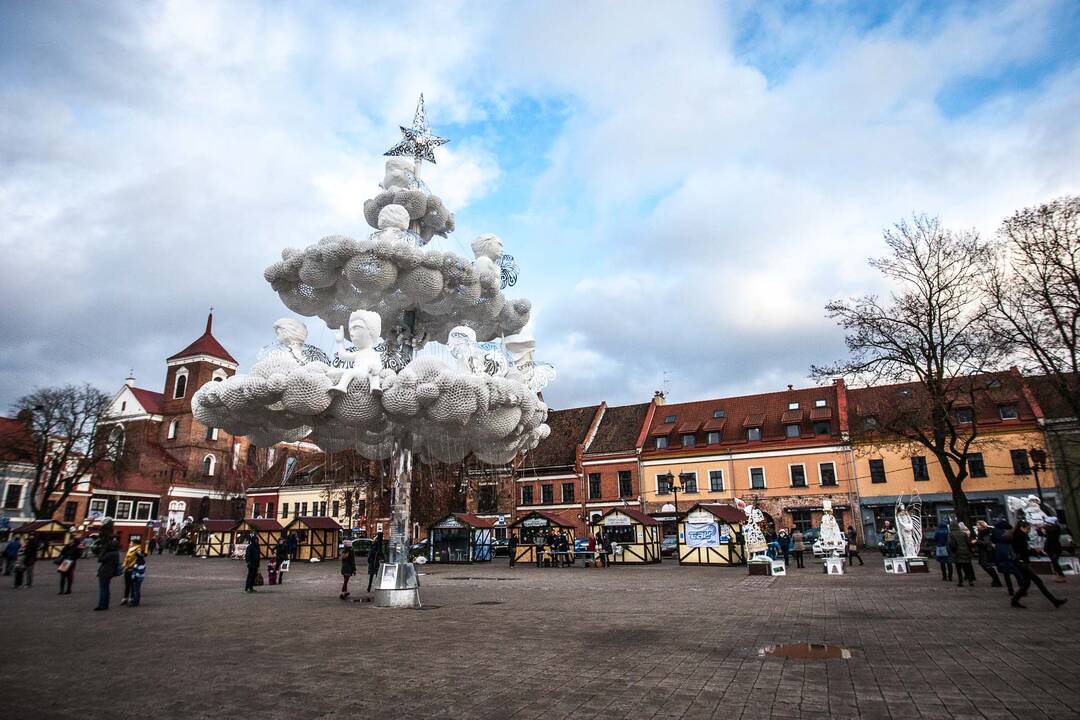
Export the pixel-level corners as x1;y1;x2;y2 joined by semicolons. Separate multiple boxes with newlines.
202;454;216;477
246;445;257;466
108;426;125;461
167;419;179;440
173;367;189;399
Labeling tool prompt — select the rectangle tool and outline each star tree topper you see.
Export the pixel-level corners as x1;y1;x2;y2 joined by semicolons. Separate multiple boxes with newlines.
384;94;448;171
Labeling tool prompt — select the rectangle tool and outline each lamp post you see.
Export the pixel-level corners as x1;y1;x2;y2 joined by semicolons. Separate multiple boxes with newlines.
1029;447;1048;503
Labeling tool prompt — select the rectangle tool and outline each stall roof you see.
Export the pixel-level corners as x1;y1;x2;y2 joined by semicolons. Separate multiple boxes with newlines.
240;518;283;531
286;517;342;531
444;512;495;529
202;520;240;533
510;510;576;528
685;503;745;524
598;507;661;526
13;520;71;534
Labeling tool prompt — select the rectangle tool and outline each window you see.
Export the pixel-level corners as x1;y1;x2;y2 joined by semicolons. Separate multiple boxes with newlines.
116;500;133;520
862;416;879;431
955;407;974;424
541;484;553;504
246;446;257;466
813;421;831;435
135;501;152;520
299;502;308;517
706;431;721;445
680;472;697;493
167;420;179;440
713;409;725;419
108;426;125;461
785;424;800;438
870;459;888;484
747;427;762;442
320;501;327;516
750;467;766;489
89;498;107;516
202;454;216;477
814;399;827;408
3;484;22;509
790;465;807;488
562;482;575;503
790;509;813;532
206;426;218;441
657;475;673;495
999;405;1019;421
477;485;497;513
655;436;668;449
332;500;340;517
664;415;676;424
1010;449;1030;475
266;502;275;519
173;368;188;399
63;501;78;522
521;487;534;505
709;469;724;492
281;503;289;518
588;473;601;499
967;453;987;478
911;456;929;481
681;434;696;448
253;502;261;518
618;471;633;498
819;462;837;486
787;401;800;410
121;401;126;411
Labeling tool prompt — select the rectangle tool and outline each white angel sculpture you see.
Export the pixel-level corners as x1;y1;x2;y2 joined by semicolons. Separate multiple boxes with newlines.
329;310;384;394
818;499;846;558
448;326;513;377
1006;495;1048;554
895;493;923;558
735;498;768;558
257;318;331;366
503;332;557;393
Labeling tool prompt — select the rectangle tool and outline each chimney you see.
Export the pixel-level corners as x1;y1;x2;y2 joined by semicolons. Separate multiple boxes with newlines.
787;384;794;391
653;390;666;405
125;369;136;387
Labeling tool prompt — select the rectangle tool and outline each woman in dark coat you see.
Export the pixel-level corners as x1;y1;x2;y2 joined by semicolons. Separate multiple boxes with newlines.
94;538;121;611
992;518;1017;594
57;537;80;595
1043;519;1066;582
274;542;289;585
1011;519;1066;609
933;522;952;581
947;521;975;586
973;520;1002;587
366;532;384;593
340;543;356;600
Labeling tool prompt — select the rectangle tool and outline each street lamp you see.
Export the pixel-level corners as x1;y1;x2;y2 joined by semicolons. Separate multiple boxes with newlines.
1029;447;1048;503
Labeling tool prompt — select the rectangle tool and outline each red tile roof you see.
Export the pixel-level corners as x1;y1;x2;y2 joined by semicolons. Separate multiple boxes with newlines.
129;387;164;415
167;313;237;364
586;403;650;455
519;405;601;472
452;512;495;528
286;517;342;531
1026;373;1079;420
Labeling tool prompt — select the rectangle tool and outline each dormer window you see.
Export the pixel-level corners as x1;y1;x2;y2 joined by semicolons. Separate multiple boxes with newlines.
785;424;800;438
706;431;721;444
814;399;827;408
999;404;1019;421
787;401;800;410
747;427;762;442
713;410;725;419
173;367;189;399
664;415;676;424
655;436;668;449
682;434;696;448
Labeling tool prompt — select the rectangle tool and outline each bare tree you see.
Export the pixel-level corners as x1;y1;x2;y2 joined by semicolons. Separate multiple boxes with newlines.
812;215;1004;522
2;384;114;519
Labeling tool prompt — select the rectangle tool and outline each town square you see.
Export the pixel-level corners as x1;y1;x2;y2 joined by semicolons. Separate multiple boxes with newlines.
2;2;1080;719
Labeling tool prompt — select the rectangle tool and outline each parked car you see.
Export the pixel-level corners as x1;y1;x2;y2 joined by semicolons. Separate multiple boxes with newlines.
492;538;509;556
661;535;678;557
351;537;374;556
409;537;429;562
574;537;591;554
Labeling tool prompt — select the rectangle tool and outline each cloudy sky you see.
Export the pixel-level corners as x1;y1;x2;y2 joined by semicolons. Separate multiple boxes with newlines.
2;0;1079;413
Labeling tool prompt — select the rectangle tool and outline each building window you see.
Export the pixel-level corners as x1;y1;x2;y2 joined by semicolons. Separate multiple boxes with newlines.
173;368;188;399
967;453;987;478
246;445;257;466
706;431;721;445
541;485;553;504
664;415;676;423
266;502;275;519
588;473;601;500
618;471;633;498
116;500;133;520
750;467;766;490
135;501;153;521
206;426;218;441
299;502;308;517
281;503;289;518
682;434;696;448
167;420;179;440
1010;449;1031;475
713;409;725;419
332;500;340;517
999;405;1019;421
202;454;216;477
657;475;672;495
869;459;886;483
819;462;837;486
63;501;78;522
253;502;261;518
562;482;575;503
320;501;327;516
747;427;762;442
955;407;974;424
788;401;800;410
478;485;497;513
911;456;929;481
785;424;800;438
3;484;22;509
790;465;807;488
89;498;107;517
790;509;813;533
521;487;534;505
813;421;831;435
655;436;668;449
680;472;698;493
709;469;724;492
814;399;827;408
108;426;125;461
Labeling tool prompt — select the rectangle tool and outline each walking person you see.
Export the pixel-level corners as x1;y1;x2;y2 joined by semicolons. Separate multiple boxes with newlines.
992;518;1018;595
287;533;299;562
128;549;146;607
366;531;384;593
948;521;975;586
933;522;953;581
121;539;141;605
973;520;1003;587
12;538;28;589
244;533;260;593
1011;519;1067;609
778;529;791;567
845;526;864;566
339;542;356;600
600;534;612;568
1043;517;1066;584
57;536;81;595
2;535;18;576
791;528;806;569
94;538;121;611
274;541;289;585
507;534;517;568
21;533;39;588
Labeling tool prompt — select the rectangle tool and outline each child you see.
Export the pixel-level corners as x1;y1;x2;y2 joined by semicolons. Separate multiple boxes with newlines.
129;550;146;607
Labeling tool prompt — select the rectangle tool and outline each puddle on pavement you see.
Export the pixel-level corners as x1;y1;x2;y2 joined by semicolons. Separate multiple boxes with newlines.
758;643;854;660
473;601;504;605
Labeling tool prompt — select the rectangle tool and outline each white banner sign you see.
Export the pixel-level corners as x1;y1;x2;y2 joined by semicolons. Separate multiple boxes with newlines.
604;514;632;526
685;521;721;548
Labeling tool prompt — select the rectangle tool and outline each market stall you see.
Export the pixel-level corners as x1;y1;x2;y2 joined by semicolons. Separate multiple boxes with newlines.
284;516;342;561
235;518;284;559
195;519;239;558
676;503;746;566
591;508;661;564
509;510;576;565
13;520;72;559
426;513;495;563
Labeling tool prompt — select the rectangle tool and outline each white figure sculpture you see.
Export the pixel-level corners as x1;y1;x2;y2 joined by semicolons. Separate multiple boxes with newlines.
503;331;557;393
818;499;846;557
1007;495;1048;554
471;233;504;277
735;498;768;558
895;495;923;558
448;325;511;377
380;157;416;192
330;310;384;394
378;204;411;232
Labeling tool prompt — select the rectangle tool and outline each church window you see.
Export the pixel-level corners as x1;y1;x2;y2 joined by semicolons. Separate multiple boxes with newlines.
173;368;189;399
203;454;216;477
167;420;179;440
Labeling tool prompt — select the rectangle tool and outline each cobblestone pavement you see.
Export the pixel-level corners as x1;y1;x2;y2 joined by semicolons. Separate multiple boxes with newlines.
0;554;1077;719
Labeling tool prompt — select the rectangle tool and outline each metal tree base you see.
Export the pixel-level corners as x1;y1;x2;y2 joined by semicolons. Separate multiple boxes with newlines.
373;561;421;608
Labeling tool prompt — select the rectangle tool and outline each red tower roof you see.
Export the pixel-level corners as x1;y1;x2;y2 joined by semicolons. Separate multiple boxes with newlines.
167;312;237;364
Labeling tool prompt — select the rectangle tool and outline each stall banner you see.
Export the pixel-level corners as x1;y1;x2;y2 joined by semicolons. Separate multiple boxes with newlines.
604;514;632;527
434;518;464;529
522;517;548;527
685;521;721;547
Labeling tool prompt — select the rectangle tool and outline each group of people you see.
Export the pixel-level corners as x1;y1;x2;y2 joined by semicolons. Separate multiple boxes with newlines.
4;532;41;588
763;527;860;569
241;531;387;599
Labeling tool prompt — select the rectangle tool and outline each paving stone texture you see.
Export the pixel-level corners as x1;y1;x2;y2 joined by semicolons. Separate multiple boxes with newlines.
0;554;1076;719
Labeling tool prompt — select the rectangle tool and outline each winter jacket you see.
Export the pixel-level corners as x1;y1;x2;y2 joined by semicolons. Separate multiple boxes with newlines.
133;553;146;580
274;543;288;564
991;521;1014;568
2;539;18;559
778;534;791;551
975;527;994;564
58;542;80;569
367;536;384;571
124;545;140;571
22;538;39;565
791;532;805;551
1044;523;1062;556
97;548;120;580
340;548;356;576
245;540;260;567
1011;527;1033;564
947;524;973;563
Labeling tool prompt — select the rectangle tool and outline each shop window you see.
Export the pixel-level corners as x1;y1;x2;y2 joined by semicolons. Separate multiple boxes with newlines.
790;510;813;533
63;501;78;522
680;472;697;493
911;456;929;481
869;459;886;484
967;453;987;478
790;465;807;488
706;431;721;444
955;407;974;424
3;484;22;509
618;471;633;498
281;503;289;518
116;500;133;520
709;469;724;492
561;482;575;503
819;462;837;486
655;436;668;449
521;487;534;505
750;467;766;490
135;501;152;520
1010;449;1030;475
541;485;553;504
747;427;761;442
682;434;696;448
785;424;800;438
813;421;831;435
999;405;1019;421
606;525;636;544
588;473;601;500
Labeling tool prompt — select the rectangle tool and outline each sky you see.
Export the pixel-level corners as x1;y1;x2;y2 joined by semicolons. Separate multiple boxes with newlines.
1;0;1079;413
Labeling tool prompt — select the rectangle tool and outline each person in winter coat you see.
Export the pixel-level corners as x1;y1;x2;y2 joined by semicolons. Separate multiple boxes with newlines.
973;520;1003;587
57;536;81;595
274;541;289;585
366;531;384;593
2;536;19;576
778;529;791;567
948;521;975;586
880;521;899;558
507;534;518;568
845;526;864;566
1043;518;1066;583
121;540;141;605
991;518;1018;594
791;529;806;569
244;534;260;593
20;533;40;588
933;522;953;581
94;538;121;610
13;539;29;589
129;551;146;607
339;543;356;600
1011;519;1066;609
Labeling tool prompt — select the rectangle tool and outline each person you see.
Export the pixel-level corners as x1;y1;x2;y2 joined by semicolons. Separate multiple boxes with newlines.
129;549;146;607
777;529;791;567
933;522;952;581
157;533;164;555
13;538;28;589
766;537;781;560
3;535;19;576
1011;519;1066;609
845;526;864;566
507;534;517;568
148;536;157;555
973;520;1003;587
244;533;260;593
274;541;289;584
992;518;1018;595
948;521;975;586
121;539;141;605
586;534;596;567
21;533;39;588
57;536;81;595
287;533;299;561
560;532;572;567
94;537;121;611
791;528;805;569
600;534;612;568
534;533;544;568
1043;517;1066;584
880;520;898;558
340;542;356;600
366;531;384;593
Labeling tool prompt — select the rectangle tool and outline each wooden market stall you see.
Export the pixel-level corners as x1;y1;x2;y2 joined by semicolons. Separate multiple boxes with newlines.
591;508;662;564
427;513;495;563
13;520;72;559
284;517;342;561
235;518;284;559
676;503;747;566
509;510;576;565
195;519;239;558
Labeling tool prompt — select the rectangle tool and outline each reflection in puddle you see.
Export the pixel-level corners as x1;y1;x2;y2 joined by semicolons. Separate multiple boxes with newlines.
758;643;854;660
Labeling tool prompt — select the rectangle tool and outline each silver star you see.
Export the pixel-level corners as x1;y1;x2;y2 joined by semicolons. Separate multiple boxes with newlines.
384;94;448;165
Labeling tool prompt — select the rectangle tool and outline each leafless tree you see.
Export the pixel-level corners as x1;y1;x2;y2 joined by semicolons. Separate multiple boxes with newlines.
812;215;1004;522
2;384;114;519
